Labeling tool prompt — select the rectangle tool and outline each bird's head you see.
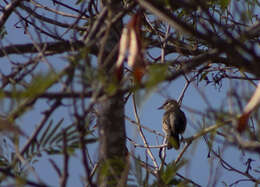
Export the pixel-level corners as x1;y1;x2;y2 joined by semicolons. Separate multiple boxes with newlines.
158;99;180;110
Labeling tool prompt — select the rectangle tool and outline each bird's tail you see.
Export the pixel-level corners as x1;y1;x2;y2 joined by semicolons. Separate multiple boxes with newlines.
167;132;180;150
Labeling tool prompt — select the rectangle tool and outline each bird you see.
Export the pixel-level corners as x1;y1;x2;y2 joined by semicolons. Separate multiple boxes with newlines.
158;99;187;149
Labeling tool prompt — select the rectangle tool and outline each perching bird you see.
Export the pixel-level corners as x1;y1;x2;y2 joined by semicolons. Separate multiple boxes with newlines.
158;99;187;150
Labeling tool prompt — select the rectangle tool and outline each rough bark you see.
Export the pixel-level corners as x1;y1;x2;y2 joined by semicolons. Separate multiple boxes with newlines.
97;93;128;186
97;1;128;186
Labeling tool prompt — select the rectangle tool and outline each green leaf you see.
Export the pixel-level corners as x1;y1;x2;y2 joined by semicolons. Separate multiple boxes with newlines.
42;119;63;147
20;72;60;99
161;165;176;184
0;26;7;39
135;64;168;107
133;156;143;186
75;0;85;5
49;123;76;144
38;120;53;149
199;71;209;82
45;147;62;155
146;64;168;89
218;0;230;9
0;156;9;167
105;81;118;95
161;160;186;185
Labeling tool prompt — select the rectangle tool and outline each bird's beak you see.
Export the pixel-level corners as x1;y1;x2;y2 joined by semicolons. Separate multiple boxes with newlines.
158;104;164;110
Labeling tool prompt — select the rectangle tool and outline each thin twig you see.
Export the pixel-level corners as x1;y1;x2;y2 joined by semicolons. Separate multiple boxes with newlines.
0;168;48;187
174;140;192;164
125;115;164;137
60;131;69;187
49;159;62;177
177;76;190;104
127;137;166;149
20;99;61;156
175;120;231;164
0;0;23;29
212;149;260;183
132;95;159;170
176;173;202;187
160;23;170;63
31;0;89;19
19;4;85;31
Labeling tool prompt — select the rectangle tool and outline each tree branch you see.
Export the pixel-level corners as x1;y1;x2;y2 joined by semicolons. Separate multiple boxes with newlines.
0;0;24;29
0;40;98;57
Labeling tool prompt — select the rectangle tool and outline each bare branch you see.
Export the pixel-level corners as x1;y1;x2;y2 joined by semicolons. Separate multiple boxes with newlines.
0;40;97;57
132;94;159;170
0;0;24;29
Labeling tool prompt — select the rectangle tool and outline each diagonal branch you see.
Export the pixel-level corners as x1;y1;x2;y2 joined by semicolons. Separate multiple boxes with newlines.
19;4;86;31
137;0;260;77
132;94;159;170
0;0;24;29
0;40;97;57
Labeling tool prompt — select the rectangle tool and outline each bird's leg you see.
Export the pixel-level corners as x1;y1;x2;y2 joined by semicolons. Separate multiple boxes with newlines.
159;135;168;170
163;135;168;145
180;135;184;142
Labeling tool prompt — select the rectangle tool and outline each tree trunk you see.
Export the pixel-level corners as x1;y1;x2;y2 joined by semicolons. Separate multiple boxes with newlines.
97;1;128;186
98;93;128;186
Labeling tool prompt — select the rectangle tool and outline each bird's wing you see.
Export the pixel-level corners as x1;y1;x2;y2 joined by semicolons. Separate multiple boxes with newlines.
167;110;177;132
176;110;187;133
162;112;173;134
180;110;187;125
